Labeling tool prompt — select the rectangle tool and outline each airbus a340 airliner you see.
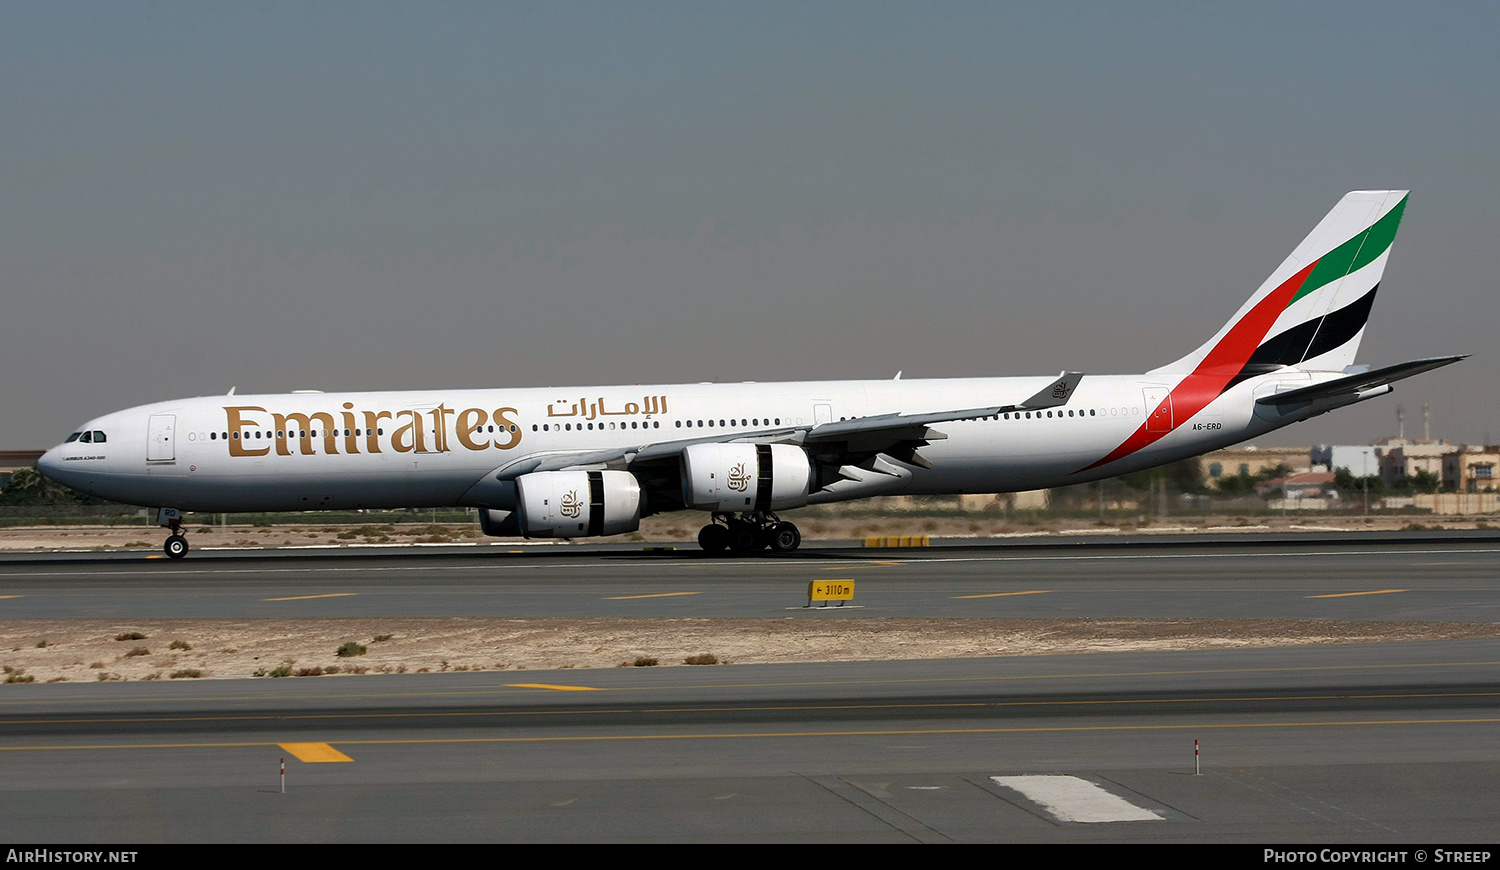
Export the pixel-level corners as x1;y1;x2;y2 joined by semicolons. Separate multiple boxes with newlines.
38;190;1462;558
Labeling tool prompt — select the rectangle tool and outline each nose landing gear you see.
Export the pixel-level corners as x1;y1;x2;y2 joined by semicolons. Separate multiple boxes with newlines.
158;507;189;559
164;532;189;559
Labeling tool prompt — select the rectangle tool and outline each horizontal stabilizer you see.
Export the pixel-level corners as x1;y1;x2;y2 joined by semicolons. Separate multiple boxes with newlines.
1255;356;1467;406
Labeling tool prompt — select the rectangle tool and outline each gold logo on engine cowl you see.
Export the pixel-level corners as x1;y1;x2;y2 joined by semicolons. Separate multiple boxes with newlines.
726;462;751;492
560;490;583;519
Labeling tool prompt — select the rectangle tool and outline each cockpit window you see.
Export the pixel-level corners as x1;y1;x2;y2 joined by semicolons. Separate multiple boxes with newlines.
65;432;82;443
79;431;92;443
92;431;106;443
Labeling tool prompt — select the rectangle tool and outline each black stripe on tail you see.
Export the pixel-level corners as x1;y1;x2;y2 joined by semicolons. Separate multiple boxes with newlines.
1224;285;1378;391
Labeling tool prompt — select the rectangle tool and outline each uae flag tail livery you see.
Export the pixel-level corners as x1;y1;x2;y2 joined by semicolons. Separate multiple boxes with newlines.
37;190;1465;557
1084;190;1460;473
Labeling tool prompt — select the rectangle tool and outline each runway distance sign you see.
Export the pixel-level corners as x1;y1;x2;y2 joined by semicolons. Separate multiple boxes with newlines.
807;580;854;606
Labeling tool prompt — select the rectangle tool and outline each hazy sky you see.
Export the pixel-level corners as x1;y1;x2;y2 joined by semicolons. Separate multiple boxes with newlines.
4;2;1497;449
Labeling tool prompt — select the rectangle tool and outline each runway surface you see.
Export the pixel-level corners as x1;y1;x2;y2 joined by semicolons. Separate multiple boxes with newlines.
1;532;1497;620
3;532;1499;842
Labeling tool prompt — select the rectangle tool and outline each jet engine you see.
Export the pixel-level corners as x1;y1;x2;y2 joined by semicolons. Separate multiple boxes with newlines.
681;443;811;512
505;470;642;538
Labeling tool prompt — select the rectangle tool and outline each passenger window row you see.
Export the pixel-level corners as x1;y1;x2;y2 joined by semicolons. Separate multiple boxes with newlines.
535;421;664;432
215;429;388;440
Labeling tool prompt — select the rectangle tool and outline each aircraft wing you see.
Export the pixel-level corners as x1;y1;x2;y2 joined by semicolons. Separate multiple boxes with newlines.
802;371;1084;442
1255;356;1467;406
497;371;1085;477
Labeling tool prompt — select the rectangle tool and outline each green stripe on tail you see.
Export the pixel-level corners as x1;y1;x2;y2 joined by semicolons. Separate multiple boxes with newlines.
1290;194;1408;306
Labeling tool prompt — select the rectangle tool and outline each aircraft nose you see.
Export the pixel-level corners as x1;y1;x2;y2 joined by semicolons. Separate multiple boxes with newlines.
36;447;63;481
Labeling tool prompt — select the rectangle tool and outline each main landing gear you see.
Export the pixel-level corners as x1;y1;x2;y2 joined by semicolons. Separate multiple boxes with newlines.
697;512;801;554
158;507;189;560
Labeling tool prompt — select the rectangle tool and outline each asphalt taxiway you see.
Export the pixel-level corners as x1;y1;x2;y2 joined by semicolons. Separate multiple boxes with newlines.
3;640;1500;841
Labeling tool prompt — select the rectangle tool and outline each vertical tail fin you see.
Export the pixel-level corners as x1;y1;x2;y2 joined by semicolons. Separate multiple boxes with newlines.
1151;190;1408;380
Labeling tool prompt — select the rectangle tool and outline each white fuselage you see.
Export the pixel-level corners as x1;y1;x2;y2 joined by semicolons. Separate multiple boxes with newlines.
37;368;1333;514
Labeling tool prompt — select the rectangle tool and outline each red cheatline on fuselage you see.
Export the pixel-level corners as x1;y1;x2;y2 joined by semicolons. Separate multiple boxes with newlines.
1079;259;1318;473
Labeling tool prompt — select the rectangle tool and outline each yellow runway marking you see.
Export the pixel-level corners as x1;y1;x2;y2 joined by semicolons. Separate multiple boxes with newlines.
263;593;360;601
605;592;701;600
1307;589;1407;599
278;742;353;763
0;595;23;599
506;683;601;692
8;716;1500;753
953;590;1050;599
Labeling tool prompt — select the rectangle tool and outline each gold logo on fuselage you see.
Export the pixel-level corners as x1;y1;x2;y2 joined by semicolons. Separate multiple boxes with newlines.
546;395;669;420
222;403;522;458
220;393;675;460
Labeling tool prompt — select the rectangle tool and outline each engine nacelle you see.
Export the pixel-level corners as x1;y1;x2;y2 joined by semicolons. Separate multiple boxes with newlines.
681;443;811;512
512;470;642;538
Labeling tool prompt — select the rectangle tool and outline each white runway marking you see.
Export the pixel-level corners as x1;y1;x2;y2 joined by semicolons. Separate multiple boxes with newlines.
993;775;1162;823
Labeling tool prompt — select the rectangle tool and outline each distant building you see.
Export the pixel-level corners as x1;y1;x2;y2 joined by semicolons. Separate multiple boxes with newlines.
1311;445;1378;477
1374;438;1459;486
1199;446;1310;486
1443;447;1499;494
